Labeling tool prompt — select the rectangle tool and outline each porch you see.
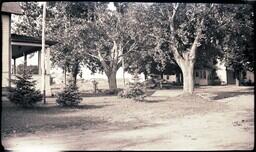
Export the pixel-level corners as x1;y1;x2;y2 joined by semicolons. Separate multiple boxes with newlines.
10;34;57;96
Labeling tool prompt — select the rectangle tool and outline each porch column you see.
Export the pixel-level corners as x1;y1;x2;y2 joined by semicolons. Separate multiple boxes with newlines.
13;58;16;75
38;50;41;74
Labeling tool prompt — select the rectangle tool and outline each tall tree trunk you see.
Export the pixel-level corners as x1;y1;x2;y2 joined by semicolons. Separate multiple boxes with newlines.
72;63;79;87
64;67;67;85
107;71;117;90
180;61;195;94
144;71;148;80
235;70;241;86
160;72;164;79
73;74;77;86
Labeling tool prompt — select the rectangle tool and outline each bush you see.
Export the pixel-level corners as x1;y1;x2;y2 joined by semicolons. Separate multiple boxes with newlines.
118;82;146;101
241;79;254;86
56;83;82;107
8;69;43;108
212;77;221;86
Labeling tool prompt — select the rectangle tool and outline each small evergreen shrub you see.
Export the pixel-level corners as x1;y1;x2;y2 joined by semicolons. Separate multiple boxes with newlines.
118;82;146;101
8;69;43;108
56;83;82;107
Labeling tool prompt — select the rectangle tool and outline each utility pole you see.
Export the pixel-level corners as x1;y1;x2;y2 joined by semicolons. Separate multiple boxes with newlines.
41;2;46;104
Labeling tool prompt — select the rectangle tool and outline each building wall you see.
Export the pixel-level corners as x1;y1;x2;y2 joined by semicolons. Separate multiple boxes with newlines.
245;71;254;83
226;69;236;84
1;14;11;88
194;70;210;85
163;74;176;82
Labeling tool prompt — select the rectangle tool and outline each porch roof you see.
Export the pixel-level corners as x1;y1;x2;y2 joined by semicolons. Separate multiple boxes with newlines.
1;2;23;15
11;34;58;59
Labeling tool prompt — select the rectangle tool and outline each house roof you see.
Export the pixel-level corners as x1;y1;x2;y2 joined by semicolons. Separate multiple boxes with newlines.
1;2;23;15
11;34;58;46
11;34;58;59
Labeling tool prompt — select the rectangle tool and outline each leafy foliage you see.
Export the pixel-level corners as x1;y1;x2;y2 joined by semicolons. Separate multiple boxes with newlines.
16;64;39;75
8;68;43;108
219;4;254;72
56;82;82;107
130;3;254;93
12;2;43;37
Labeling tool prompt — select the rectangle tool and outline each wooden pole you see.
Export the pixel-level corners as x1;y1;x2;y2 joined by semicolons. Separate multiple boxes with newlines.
122;56;125;87
41;2;46;104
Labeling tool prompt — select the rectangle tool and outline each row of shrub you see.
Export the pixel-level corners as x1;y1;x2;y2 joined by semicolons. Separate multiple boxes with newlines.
8;70;146;108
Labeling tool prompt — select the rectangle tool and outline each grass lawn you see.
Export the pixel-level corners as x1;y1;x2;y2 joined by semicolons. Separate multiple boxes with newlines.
1;86;254;150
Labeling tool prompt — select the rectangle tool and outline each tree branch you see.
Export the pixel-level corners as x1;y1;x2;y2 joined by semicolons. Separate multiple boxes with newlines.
189;19;204;61
84;50;100;60
117;41;137;58
97;49;110;72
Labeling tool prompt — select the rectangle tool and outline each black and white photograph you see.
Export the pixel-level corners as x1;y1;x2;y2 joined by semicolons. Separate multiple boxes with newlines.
1;1;254;151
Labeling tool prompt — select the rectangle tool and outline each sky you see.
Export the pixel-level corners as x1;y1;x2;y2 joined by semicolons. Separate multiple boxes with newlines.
12;2;137;81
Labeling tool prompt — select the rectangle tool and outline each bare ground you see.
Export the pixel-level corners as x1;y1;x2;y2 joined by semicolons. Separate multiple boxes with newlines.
1;85;254;151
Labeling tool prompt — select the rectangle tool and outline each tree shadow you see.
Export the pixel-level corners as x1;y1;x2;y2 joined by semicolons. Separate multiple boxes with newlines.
142;99;167;103
2;102;110;114
2;115;108;137
244;87;254;91
212;91;253;100
145;89;157;96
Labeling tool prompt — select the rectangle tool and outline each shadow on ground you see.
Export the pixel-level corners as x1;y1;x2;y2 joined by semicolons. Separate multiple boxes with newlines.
142;99;167;103
2;102;110;114
2;115;107;137
212;91;253;100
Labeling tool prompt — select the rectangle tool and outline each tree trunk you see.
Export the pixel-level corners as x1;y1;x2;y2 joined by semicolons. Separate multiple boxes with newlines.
73;74;77;86
235;70;241;86
107;71;117;90
144;71;148;80
64;67;67;85
160;72;164;79
176;72;181;83
181;61;195;94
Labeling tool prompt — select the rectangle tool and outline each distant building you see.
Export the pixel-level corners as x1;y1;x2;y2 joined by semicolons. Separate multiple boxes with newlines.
159;60;254;86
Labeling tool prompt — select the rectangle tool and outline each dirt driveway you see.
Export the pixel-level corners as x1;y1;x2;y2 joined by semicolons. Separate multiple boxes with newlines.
1;86;254;150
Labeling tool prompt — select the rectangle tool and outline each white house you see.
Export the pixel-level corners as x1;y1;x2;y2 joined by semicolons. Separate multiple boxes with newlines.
1;2;57;97
162;59;254;86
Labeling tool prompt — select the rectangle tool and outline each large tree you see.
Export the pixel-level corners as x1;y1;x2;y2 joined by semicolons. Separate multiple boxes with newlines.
47;2;99;86
135;3;253;94
75;3;140;90
219;4;254;85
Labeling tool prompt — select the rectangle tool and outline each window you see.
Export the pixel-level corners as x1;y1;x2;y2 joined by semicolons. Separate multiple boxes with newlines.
195;71;199;77
166;75;169;80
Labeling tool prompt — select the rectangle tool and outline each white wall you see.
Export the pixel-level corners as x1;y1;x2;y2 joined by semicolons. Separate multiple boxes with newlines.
215;59;227;84
245;71;254;82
